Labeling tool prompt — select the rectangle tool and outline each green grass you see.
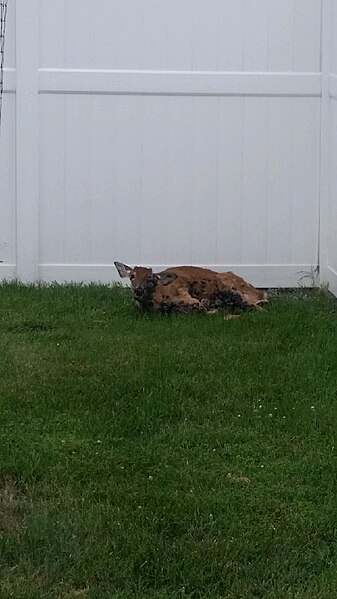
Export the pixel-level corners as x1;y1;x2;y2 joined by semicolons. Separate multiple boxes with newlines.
1;284;337;599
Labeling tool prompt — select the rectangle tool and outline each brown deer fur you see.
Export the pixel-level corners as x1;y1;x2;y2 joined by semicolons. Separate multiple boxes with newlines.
114;262;267;314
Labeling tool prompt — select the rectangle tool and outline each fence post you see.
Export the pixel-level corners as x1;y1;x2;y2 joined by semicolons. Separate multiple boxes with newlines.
15;0;39;281
319;0;332;286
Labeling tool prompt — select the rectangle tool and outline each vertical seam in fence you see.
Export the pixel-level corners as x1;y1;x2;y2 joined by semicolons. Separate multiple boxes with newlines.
16;0;39;281
319;0;332;285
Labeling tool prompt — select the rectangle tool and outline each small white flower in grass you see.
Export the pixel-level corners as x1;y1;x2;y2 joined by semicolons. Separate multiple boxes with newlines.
283;416;286;419
269;414;273;417
311;406;315;410
237;414;241;418
148;475;153;480
259;405;263;409
61;440;65;444
96;440;102;444
261;465;265;468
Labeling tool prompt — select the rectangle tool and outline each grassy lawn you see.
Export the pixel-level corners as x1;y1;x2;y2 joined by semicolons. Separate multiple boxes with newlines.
1;284;337;599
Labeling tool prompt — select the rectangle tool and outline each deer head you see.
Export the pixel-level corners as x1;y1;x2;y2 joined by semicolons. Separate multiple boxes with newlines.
114;262;176;304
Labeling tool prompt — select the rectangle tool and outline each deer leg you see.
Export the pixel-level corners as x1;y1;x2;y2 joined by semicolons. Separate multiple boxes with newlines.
160;291;208;314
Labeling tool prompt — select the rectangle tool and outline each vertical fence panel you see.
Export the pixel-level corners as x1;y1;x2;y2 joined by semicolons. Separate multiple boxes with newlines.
320;0;337;296
15;0;39;281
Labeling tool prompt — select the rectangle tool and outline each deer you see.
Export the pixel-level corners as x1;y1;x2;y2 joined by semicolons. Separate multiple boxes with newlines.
114;262;267;314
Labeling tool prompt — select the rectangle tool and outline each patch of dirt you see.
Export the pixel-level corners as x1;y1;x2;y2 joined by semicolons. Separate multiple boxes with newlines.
5;321;51;333
0;473;29;535
57;583;90;599
0;568;48;598
227;474;251;485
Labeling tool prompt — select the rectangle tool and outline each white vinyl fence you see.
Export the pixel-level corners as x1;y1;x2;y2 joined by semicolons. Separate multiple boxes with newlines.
321;0;337;296
1;0;336;291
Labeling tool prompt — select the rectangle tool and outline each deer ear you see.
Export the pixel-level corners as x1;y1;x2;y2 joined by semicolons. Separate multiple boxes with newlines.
114;262;134;279
155;271;177;286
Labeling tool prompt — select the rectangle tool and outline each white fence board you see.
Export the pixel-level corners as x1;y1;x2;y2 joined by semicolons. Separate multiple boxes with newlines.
0;95;16;267
320;0;337;296
333;1;337;73
0;0;16;278
15;0;39;281
329;101;337;276
39;0;321;72
38;93;320;278
38;70;322;97
4;0;15;68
